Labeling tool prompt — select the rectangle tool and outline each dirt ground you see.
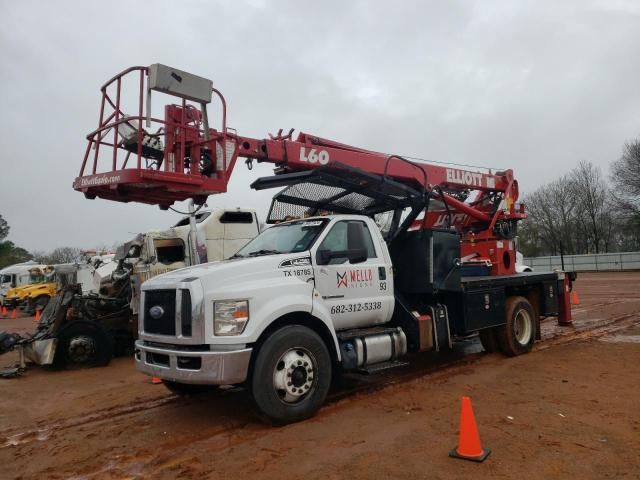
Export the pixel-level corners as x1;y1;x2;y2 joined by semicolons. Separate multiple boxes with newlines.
1;272;639;479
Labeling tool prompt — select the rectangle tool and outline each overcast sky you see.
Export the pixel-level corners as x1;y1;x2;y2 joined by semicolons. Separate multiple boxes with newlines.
1;0;638;252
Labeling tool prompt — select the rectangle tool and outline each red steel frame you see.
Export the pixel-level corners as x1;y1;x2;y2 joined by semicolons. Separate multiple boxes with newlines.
75;67;238;206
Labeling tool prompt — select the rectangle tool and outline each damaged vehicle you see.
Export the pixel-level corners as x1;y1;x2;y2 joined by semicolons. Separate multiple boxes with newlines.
0;261;133;376
0;261;47;305
3;257;117;315
121;207;259;317
0;208;259;375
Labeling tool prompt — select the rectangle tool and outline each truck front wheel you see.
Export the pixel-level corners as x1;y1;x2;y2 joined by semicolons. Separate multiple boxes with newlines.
251;325;332;424
497;296;536;356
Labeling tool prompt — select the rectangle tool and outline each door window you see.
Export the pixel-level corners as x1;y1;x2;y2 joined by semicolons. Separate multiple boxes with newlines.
317;221;377;264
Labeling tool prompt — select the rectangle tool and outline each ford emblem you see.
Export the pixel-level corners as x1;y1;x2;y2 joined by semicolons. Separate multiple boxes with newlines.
149;305;165;319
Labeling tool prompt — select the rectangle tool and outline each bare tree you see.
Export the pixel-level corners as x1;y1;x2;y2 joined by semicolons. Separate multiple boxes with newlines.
519;140;640;256
39;247;83;264
611;139;640;220
523;175;578;256
571;161;609;253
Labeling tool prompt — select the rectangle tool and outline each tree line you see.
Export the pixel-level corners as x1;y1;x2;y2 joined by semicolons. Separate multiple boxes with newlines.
0;215;32;269
519;138;640;257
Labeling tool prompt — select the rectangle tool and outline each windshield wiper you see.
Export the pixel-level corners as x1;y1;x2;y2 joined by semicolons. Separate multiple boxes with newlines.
229;253;244;259
247;249;282;257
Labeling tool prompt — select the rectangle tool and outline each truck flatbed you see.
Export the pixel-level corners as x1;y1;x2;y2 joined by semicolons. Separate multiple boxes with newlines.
461;271;560;290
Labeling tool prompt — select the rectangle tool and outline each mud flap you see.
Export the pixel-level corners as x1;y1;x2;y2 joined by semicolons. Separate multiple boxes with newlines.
22;339;58;365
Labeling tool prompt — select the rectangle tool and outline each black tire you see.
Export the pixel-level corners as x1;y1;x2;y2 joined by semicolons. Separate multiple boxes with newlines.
497;296;536;356
163;380;218;395
251;325;332;424
54;322;114;367
478;327;500;353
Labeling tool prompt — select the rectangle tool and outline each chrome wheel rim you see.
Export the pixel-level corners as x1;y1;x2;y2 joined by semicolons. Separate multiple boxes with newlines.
273;347;316;404
513;308;532;345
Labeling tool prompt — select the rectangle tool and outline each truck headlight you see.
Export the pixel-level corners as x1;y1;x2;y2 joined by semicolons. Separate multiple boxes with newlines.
214;300;249;336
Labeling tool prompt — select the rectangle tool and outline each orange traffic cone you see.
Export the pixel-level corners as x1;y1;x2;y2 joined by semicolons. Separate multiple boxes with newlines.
151;377;163;384
35;308;41;322
571;290;580;306
11;308;17;319
450;396;491;462
1;305;7;317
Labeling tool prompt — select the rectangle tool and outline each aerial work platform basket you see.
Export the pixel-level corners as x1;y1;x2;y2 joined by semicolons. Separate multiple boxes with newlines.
73;64;239;208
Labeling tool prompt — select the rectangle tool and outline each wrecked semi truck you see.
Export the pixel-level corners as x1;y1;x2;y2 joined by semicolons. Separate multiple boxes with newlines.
0;278;132;375
0;208;259;371
125;207;259;282
122;207;259;316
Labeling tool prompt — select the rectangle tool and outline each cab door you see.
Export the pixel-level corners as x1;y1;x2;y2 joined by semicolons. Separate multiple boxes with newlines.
312;219;394;330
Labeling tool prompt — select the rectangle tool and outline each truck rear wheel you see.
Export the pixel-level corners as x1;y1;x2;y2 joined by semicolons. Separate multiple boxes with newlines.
251;325;332;424
54;322;113;368
497;296;536;356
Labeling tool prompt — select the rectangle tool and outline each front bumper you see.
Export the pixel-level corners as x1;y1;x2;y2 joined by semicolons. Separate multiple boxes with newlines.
134;340;252;385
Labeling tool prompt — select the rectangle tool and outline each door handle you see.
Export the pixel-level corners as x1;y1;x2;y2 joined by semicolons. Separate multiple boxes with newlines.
378;266;386;280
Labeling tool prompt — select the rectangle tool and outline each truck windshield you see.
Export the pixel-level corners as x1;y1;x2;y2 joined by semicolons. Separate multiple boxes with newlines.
233;219;328;257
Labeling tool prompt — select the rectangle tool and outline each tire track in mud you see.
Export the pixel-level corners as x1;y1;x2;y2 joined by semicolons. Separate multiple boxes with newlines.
538;313;638;349
1;395;180;448
4;306;639;479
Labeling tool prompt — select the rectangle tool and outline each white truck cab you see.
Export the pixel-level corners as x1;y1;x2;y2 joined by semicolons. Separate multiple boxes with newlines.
136;215;400;420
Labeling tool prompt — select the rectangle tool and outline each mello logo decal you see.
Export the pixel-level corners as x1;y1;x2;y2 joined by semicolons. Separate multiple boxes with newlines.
336;269;374;288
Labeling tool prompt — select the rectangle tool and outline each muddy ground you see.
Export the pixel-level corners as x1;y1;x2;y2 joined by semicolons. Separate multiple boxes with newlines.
1;272;639;479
